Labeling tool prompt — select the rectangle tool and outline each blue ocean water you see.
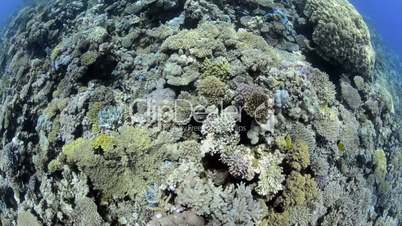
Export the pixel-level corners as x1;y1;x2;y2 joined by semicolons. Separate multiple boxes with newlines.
0;0;401;57
0;0;24;28
350;0;402;58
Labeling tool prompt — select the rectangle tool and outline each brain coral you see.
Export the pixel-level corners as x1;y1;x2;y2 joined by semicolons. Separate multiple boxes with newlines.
304;0;375;77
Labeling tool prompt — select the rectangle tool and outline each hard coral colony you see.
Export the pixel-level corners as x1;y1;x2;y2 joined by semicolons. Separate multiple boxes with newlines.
0;0;401;226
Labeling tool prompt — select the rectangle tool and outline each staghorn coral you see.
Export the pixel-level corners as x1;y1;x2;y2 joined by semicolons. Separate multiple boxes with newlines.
304;0;375;76
220;145;255;181
200;110;240;156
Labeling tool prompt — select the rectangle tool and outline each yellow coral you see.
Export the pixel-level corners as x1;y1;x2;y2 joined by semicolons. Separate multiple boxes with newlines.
61;138;96;166
276;135;293;151
92;134;116;152
47;159;62;173
201;57;230;79
57;126;159;201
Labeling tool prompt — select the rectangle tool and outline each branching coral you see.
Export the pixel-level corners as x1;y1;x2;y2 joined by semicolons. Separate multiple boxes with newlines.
200;111;239;155
255;149;285;197
98;105;123;131
220;145;256;181
91;134;116;152
175;177;263;225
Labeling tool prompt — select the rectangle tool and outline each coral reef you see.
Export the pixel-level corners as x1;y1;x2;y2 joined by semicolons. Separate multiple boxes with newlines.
0;0;400;225
304;0;375;76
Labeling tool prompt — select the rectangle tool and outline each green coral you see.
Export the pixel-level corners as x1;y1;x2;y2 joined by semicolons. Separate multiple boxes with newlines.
57;126;159;201
337;142;346;153
50;42;63;61
73;197;104;226
374;149;387;180
115;126;152;153
289;140;311;171
92;134;116;152
48;116;61;143
262;210;290;226
304;0;375;76
283;172;318;208
80;51;99;66
201;57;230;79
87;101;103;133
275;135;293;151
197;76;227;105
47;159;62;173
43;98;68;119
